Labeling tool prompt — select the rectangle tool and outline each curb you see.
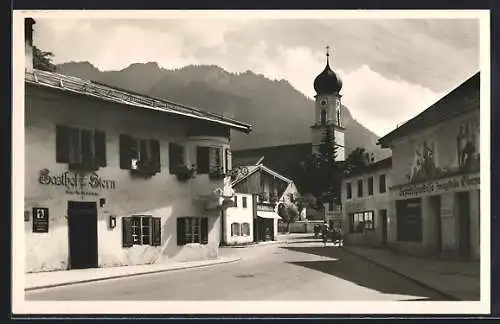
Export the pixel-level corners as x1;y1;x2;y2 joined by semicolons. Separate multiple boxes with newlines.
342;247;459;301
221;239;319;248
25;257;241;292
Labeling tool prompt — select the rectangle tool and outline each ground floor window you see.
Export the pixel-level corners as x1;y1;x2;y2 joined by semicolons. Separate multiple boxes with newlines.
396;198;422;242
231;222;241;236
349;211;374;233
122;215;161;247
241;222;250;236
177;217;209;245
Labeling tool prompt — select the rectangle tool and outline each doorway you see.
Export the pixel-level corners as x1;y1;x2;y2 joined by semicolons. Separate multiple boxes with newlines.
68;201;98;269
380;209;388;245
429;195;442;254
457;192;472;259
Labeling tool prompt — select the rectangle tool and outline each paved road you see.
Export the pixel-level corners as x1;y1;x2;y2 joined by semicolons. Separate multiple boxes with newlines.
26;242;449;301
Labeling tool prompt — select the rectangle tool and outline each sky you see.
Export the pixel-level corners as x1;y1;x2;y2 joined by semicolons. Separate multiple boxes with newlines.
32;15;480;136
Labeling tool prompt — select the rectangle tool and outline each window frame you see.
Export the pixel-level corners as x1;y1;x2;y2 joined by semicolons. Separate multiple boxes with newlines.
56;124;107;168
379;174;387;193
357;179;363;198
231;222;241;237
177;217;209;245
119;134;161;173
122;215;161;247
242;196;248;208
349;210;375;233
241;222;251;236
169;142;186;174
346;182;352;200
368;176;374;196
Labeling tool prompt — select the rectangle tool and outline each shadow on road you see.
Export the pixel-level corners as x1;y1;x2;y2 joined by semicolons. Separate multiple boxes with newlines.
281;245;449;301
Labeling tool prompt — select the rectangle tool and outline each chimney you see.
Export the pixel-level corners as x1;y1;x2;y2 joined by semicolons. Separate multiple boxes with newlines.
25;18;35;71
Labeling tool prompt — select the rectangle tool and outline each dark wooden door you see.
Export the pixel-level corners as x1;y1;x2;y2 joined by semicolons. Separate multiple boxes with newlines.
457;192;471;258
68;201;98;269
380;209;388;245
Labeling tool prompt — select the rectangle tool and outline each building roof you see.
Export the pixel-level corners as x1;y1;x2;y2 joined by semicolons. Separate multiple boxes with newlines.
231;163;294;187
232;143;312;179
378;72;479;148
343;156;392;179
25;69;253;134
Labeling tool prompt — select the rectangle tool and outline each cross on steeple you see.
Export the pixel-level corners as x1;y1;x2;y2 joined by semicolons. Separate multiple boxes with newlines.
326;45;330;64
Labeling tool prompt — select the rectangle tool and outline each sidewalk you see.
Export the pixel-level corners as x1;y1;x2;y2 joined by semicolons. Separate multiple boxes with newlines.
221;233;318;248
343;246;480;301
25;257;241;291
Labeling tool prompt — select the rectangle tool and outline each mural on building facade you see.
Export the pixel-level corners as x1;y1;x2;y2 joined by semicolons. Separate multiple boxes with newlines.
407;119;480;183
456;119;480;172
409;141;438;182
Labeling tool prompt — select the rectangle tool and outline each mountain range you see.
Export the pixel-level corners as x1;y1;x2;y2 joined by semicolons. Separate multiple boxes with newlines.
55;61;390;161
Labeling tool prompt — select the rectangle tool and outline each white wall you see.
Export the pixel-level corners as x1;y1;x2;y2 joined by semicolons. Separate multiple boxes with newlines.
224;193;254;245
25;85;233;272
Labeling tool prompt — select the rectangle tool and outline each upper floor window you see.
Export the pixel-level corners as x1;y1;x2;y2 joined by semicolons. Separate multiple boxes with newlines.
234;196;238;207
379;174;387;193
119;134;161;175
346;182;352;200
357;179;363;198
169;143;185;174
368;177;374;196
197;146;224;176
242;196;248;208
56;125;107;170
122;215;161;247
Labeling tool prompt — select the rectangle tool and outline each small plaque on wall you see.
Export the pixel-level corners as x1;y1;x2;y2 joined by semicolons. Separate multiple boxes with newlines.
32;207;49;233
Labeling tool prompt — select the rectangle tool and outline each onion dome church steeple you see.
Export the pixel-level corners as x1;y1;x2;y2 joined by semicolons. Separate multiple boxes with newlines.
313;45;343;95
310;45;346;162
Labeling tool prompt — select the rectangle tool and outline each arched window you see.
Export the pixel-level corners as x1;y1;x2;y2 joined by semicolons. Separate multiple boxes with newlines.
231;222;241;236
241;223;250;236
320;109;327;125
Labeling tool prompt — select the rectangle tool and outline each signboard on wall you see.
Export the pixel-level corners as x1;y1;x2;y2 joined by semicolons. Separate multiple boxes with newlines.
392;173;480;198
32;207;49;233
38;169;116;196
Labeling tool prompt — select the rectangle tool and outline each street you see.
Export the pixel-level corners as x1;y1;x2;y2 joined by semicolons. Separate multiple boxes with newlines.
26;243;449;301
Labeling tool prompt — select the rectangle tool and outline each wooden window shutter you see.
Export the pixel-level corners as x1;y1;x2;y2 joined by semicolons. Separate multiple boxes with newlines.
201;217;209;245
122;217;134;248
68;127;83;164
119;135;133;170
150;139;161;173
94;130;107;167
225;148;232;172
151;217;161;246
55;125;71;163
196;146;210;174
169;143;184;174
176;217;186;246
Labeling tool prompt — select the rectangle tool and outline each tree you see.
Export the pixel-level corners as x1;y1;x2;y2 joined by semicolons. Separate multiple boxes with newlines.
278;202;300;232
33;46;56;72
344;147;374;175
295;127;343;207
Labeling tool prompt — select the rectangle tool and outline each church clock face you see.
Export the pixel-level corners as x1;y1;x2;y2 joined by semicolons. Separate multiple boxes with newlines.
320;99;328;107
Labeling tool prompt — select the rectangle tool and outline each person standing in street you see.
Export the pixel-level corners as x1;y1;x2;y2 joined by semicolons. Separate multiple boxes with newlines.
321;221;330;247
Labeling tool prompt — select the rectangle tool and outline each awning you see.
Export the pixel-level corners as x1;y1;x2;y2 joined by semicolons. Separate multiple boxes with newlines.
257;211;282;220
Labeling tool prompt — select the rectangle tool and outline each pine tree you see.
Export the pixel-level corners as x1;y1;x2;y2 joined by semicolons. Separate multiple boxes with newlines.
33;46;57;72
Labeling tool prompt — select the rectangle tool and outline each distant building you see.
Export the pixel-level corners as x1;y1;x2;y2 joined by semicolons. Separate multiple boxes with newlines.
341;157;392;247
24;18;252;273
378;72;480;260
230;162;299;242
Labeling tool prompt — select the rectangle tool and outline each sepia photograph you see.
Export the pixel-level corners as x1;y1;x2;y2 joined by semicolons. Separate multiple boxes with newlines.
12;9;490;315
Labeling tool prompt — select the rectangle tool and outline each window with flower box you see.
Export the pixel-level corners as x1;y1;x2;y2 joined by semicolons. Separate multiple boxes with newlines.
119;134;161;176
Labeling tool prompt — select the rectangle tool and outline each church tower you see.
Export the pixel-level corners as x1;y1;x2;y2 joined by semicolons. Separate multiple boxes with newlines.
311;45;346;161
